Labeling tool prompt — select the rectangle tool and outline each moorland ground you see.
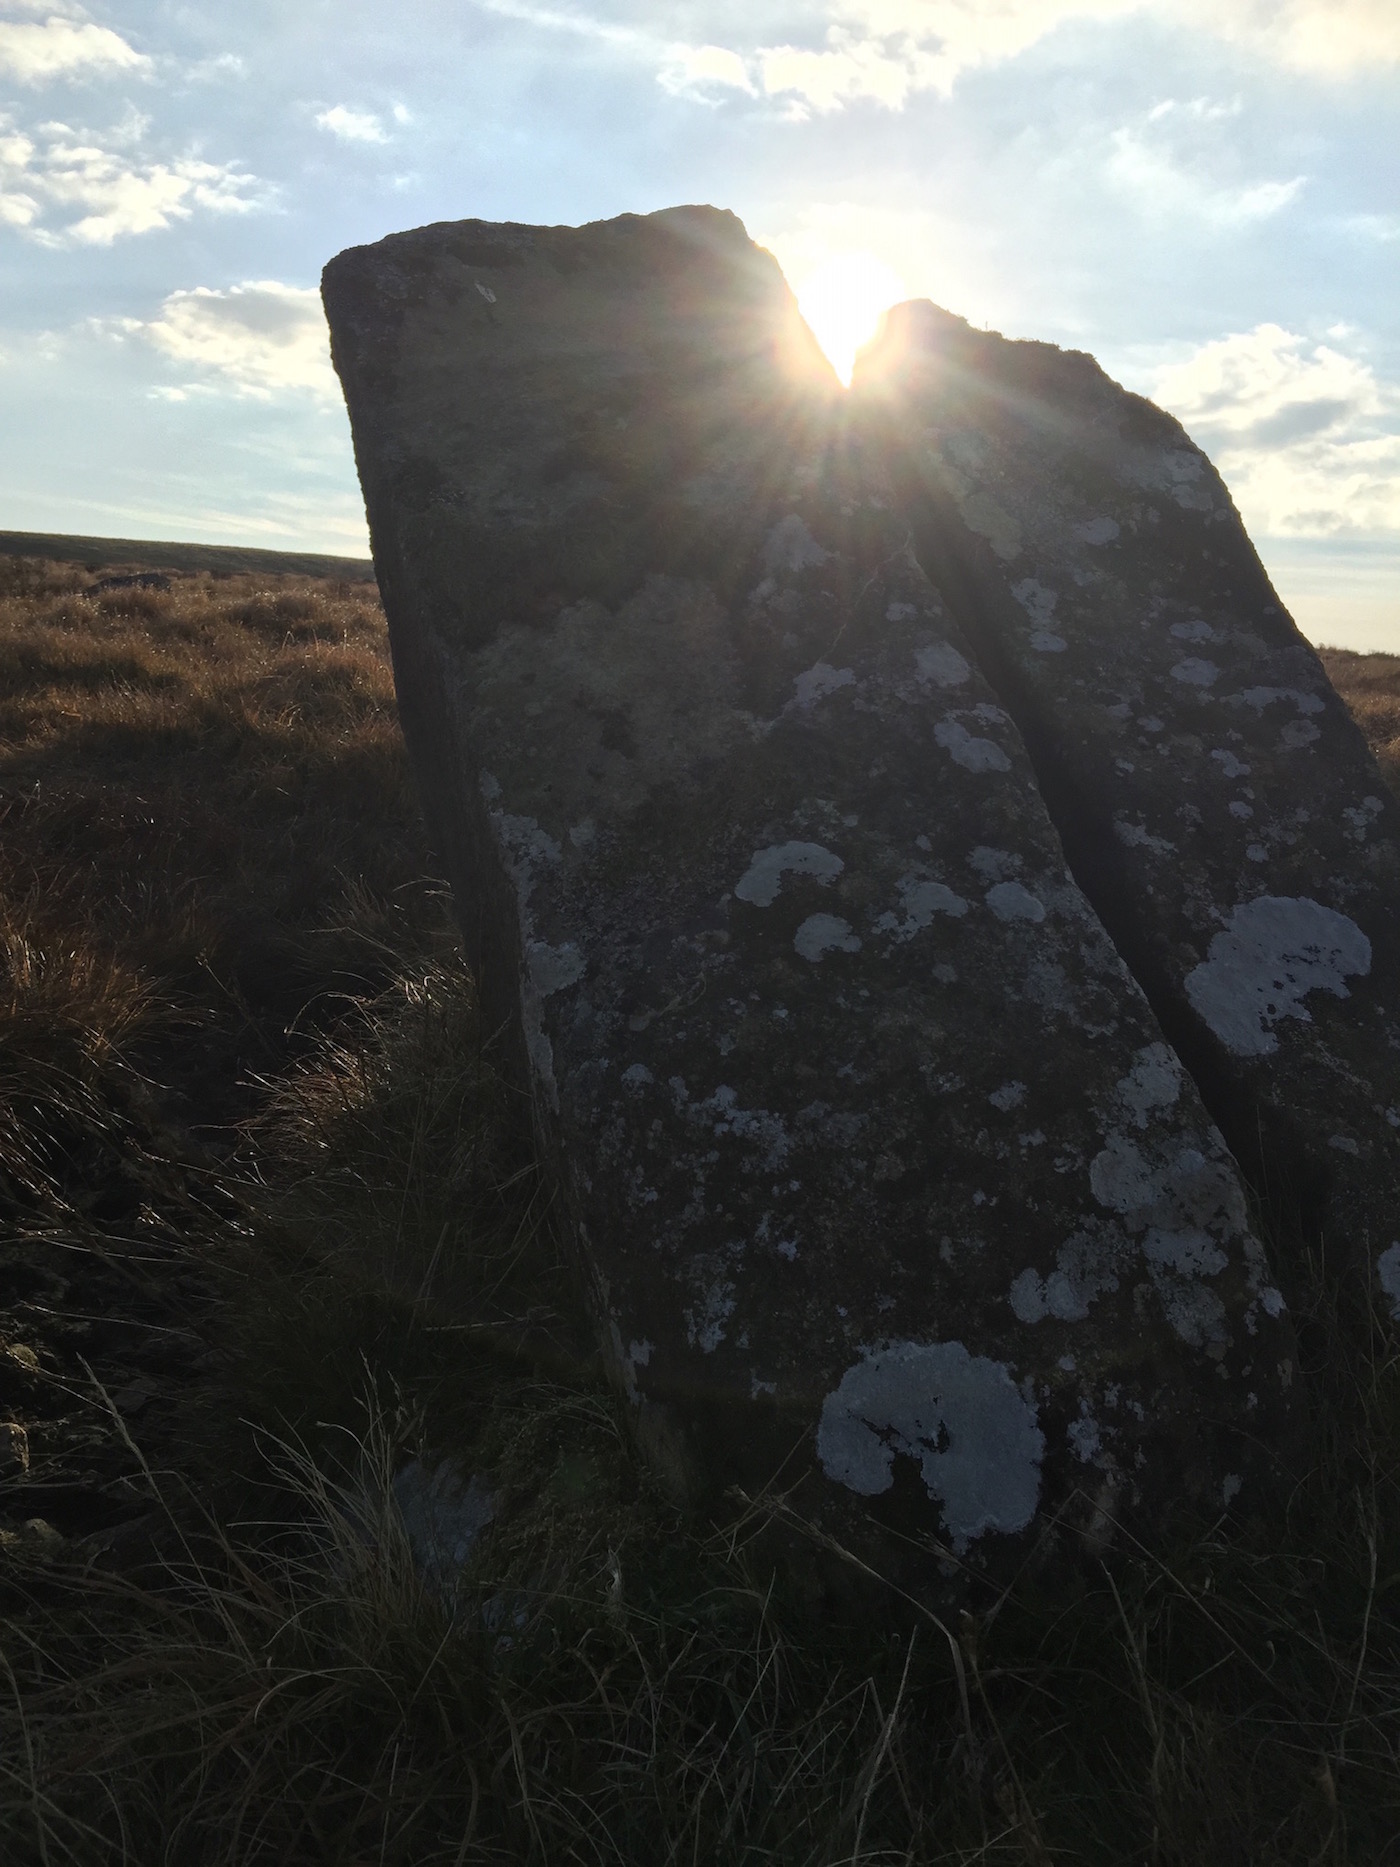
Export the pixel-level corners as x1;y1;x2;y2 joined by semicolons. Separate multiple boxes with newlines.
2;551;1400;1864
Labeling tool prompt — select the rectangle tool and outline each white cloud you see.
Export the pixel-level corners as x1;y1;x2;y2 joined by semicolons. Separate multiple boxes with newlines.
1344;213;1400;244
1107;114;1304;225
315;104;388;143
1204;0;1400;75
754;29;946;114
1155;325;1400;537
657;42;754;100
187;52;247;82
0;112;261;243
649;1;1400;118
0;121;39;226
475;0;634;49
135;282;338;399
0;15;149;84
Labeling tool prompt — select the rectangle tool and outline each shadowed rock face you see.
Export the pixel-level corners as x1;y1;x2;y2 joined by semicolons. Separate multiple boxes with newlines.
855;302;1400;1307
324;207;1296;1583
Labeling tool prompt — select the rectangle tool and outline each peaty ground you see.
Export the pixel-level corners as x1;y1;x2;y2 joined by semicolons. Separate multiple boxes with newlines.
2;551;1399;1864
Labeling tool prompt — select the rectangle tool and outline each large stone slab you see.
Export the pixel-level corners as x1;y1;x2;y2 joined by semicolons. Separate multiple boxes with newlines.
324;209;1294;1578
857;303;1400;1309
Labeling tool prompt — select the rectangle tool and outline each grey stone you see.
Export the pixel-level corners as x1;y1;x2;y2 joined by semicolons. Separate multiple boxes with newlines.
324;209;1294;1581
392;1458;496;1597
856;301;1400;1311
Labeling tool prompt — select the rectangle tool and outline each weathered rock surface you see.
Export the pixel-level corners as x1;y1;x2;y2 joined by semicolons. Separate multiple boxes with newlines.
857;302;1400;1308
324;208;1294;1580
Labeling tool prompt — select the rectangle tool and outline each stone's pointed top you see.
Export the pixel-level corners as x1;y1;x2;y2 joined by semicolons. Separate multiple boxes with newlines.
639;202;755;249
866;298;979;362
324;206;838;654
324;205;826;377
856;297;1133;427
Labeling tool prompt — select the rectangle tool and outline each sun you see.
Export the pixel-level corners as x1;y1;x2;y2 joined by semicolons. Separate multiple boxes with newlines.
793;251;910;386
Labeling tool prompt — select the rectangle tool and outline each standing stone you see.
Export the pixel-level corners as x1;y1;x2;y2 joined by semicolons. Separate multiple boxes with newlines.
857;303;1400;1313
324;209;1294;1581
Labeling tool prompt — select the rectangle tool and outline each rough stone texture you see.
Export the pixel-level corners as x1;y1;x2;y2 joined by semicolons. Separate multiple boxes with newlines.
324;209;1294;1580
856;302;1400;1307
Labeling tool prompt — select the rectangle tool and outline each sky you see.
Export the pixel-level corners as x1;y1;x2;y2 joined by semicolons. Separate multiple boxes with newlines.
0;1;1396;649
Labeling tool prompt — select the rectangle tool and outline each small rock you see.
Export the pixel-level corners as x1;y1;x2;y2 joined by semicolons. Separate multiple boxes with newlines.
112;1379;157;1416
392;1458;496;1595
0;1420;29;1474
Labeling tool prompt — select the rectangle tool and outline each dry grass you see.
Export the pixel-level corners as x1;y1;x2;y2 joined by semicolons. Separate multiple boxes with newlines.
2;554;1399;1864
0;555;433;1140
1319;648;1400;791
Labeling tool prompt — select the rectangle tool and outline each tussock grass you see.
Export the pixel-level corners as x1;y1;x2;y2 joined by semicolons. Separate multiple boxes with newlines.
2;558;1400;1862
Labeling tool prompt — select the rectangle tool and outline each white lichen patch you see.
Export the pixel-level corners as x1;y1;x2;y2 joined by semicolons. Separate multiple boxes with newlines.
1075;1131;1249;1346
969;846;1021;882
914;640;971;687
1184;896;1372;1057
1000;1112;1254;1351
816;1340;1045;1552
1152;1277;1228;1348
1280;720;1321;749
490;812;563;905
989;1080;1027;1112
1142;1226;1228;1279
1008;578;1060;660
698;1085;791;1169
1211;748;1250;779
790;662;856;708
1170;620;1216;644
1377;1242;1400;1321
1075;516;1120;545
1170;657;1219;687
1227;686;1324;716
794;913;862;961
951;484;1022;561
1088;1135;1244;1234
1114;817;1175;854
1342;797;1385;842
735;840;843;907
874;874;969;941
1067;1407;1102;1463
1009;1220;1132;1325
765;513;829;574
1115;1043;1183;1129
985;881;1046;923
684;1269;737;1354
934;717;1012;774
1011;578;1058;629
526;940;585;996
1130;446;1215;511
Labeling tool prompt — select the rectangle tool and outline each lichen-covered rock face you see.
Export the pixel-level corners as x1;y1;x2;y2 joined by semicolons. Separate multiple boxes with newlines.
856;302;1400;1305
324;209;1295;1581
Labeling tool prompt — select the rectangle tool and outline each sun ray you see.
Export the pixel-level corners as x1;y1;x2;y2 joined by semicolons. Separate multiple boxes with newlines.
793;252;909;386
